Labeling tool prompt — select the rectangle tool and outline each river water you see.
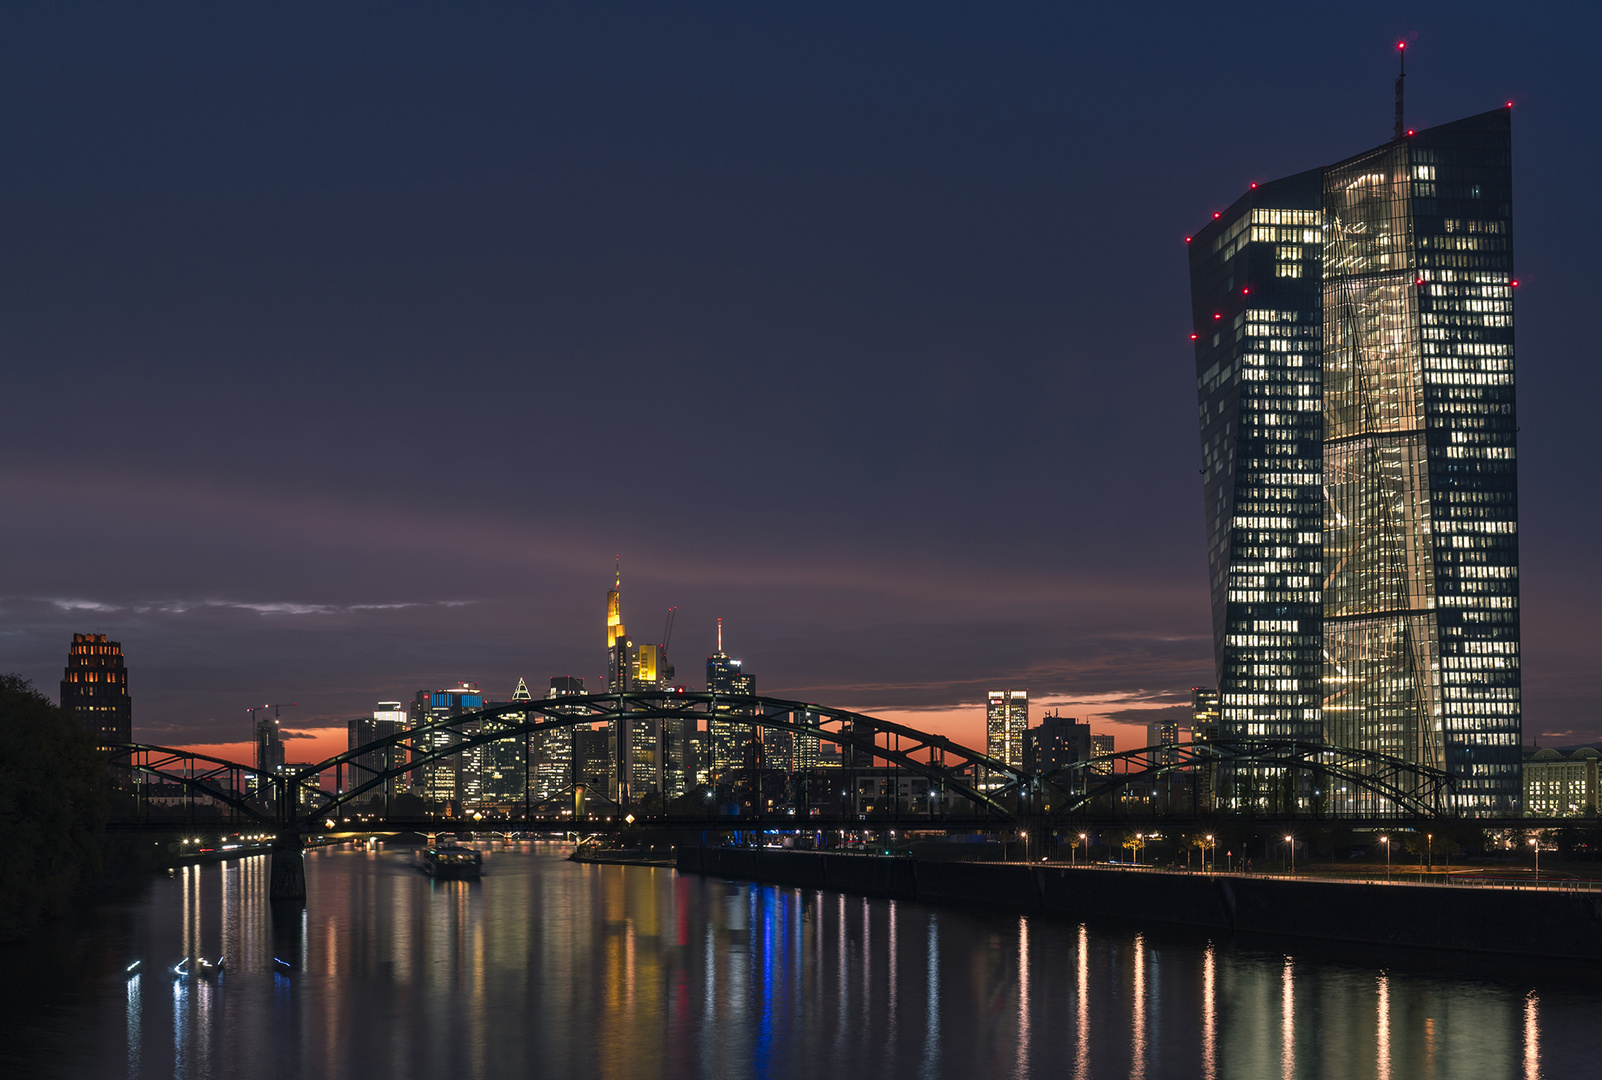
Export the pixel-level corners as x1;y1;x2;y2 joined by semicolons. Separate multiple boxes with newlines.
1;842;1596;1079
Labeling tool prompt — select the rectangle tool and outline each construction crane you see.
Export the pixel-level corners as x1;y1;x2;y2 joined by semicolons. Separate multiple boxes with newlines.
660;606;678;652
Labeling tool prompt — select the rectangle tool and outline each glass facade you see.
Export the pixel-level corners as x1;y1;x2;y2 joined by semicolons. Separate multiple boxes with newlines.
1189;108;1520;815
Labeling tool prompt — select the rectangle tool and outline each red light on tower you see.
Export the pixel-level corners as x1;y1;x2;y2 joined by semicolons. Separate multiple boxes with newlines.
1510;279;1520;287
1190;334;1199;341
1506;101;1514;109
1406;129;1415;137
1213;212;1221;219
1213;313;1222;320
1415;278;1424;286
1250;182;1258;189
1242;288;1250;295
1185;236;1192;243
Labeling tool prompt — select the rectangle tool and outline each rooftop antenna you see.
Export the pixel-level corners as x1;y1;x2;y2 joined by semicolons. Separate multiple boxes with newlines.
614;555;620;589
1394;41;1407;140
717;617;723;653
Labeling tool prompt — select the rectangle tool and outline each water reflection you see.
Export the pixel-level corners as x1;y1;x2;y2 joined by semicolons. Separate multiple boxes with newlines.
0;844;1592;1080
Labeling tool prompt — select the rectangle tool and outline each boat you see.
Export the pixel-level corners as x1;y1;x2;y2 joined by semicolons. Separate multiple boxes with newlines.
421;841;483;879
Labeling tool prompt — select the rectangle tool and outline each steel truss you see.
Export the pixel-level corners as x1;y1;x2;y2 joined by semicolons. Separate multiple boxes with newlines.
105;704;1463;832
1040;739;1458;818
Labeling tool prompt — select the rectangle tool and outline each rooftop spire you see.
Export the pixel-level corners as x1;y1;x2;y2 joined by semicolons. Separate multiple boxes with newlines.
717;617;722;653
1395;41;1406;140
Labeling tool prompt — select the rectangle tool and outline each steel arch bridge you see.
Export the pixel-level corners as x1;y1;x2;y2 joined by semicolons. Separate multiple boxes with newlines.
1039;739;1458;818
106;694;1461;831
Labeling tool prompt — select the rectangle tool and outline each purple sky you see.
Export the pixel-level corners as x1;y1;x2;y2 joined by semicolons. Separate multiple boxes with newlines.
2;3;1598;753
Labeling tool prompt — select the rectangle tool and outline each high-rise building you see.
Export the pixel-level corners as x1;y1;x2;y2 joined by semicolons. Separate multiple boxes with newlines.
60;633;131;748
1190;688;1222;742
706;620;756;780
535;676;584;800
408;683;483;811
347;701;406;801
1025;712;1091;789
475;681;529;808
1189;105;1520;814
1089;733;1115;776
985;689;1028;773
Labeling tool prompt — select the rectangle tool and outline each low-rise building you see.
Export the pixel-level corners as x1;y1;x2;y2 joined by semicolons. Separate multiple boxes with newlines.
1523;747;1599;817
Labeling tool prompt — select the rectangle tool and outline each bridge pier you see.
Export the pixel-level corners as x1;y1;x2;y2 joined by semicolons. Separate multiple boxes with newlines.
270;834;306;902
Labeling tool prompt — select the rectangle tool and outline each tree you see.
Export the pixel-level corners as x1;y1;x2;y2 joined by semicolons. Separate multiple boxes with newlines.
0;675;109;940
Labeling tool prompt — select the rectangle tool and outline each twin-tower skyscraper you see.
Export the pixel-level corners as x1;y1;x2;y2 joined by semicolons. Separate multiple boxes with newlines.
1188;104;1520;813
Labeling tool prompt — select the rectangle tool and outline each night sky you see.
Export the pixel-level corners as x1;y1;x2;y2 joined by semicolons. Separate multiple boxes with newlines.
2;2;1597;760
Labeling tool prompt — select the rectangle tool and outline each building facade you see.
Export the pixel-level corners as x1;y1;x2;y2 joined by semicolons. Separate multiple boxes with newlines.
707;622;756;780
1523;748;1599;818
61;633;131;747
985;689;1028;774
1189;107;1520;814
408;683;484;811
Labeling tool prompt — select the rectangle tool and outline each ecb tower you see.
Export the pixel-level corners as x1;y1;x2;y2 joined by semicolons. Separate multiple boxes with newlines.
1188;105;1520;814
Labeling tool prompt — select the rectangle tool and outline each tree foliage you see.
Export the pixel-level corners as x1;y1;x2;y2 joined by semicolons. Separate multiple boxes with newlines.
0;675;109;941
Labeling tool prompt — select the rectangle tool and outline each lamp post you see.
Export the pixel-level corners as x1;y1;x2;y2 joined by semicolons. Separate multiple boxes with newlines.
1530;836;1540;879
1284;834;1294;875
1426;832;1433;873
1135;833;1143;866
1075;833;1086;866
1206;834;1215;873
1379;835;1390;880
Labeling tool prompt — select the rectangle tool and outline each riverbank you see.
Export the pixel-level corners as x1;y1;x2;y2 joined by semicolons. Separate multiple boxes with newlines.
677;846;1602;959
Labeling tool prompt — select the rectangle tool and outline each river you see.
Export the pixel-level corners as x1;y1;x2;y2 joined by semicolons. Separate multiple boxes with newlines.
1;841;1595;1079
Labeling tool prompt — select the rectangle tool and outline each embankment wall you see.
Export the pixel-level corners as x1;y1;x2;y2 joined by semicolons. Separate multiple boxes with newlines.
675;847;1602;959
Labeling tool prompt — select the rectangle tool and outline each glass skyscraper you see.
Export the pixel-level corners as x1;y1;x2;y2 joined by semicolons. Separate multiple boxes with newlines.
1189;107;1519;814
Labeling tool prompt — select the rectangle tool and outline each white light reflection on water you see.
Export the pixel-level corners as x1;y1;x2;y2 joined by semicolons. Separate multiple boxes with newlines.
1525;991;1540;1080
1201;942;1216;1080
1280;956;1294;1080
1377;973;1391;1080
1131;932;1146;1080
125;972;140;1079
1074;923;1089;1080
1015;915;1030;1080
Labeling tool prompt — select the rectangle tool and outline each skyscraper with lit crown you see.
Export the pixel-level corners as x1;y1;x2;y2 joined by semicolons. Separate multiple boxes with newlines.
61;633;131;747
1189;102;1520;814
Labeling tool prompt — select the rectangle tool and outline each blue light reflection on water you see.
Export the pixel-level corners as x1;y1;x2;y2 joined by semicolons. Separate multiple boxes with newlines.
3;845;1601;1079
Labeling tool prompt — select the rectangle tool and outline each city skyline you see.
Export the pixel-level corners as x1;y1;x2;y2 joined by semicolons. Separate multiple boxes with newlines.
2;6;1598;760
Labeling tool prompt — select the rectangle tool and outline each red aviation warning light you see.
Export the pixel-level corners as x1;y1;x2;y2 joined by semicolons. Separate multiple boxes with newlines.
1185;236;1192;243
1213;212;1221;219
1250;182;1258;189
1190;334;1199;340
1213;313;1222;320
1510;279;1520;287
1242;287;1250;295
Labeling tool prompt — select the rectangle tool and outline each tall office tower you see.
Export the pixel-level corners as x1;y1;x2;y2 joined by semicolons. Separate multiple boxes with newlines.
60;633;132;748
1025;711;1091;788
534;676;583;800
985;689;1028;774
707;620;756;779
1190;687;1223;809
1190;688;1222;742
408;683;484;810
789;710;822;772
1189;105;1519;813
257;710;286;778
347;701;406;800
476;681;528;807
1089;733;1116;776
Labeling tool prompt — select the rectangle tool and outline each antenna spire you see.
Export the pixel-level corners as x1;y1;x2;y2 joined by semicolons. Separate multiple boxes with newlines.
614;554;620;589
717;617;723;653
1394;42;1407;140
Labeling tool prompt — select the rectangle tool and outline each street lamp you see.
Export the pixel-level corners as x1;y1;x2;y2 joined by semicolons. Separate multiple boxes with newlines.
1284;834;1295;875
1379;835;1390;879
1530;836;1540;879
1076;833;1086;866
1206;834;1215;873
